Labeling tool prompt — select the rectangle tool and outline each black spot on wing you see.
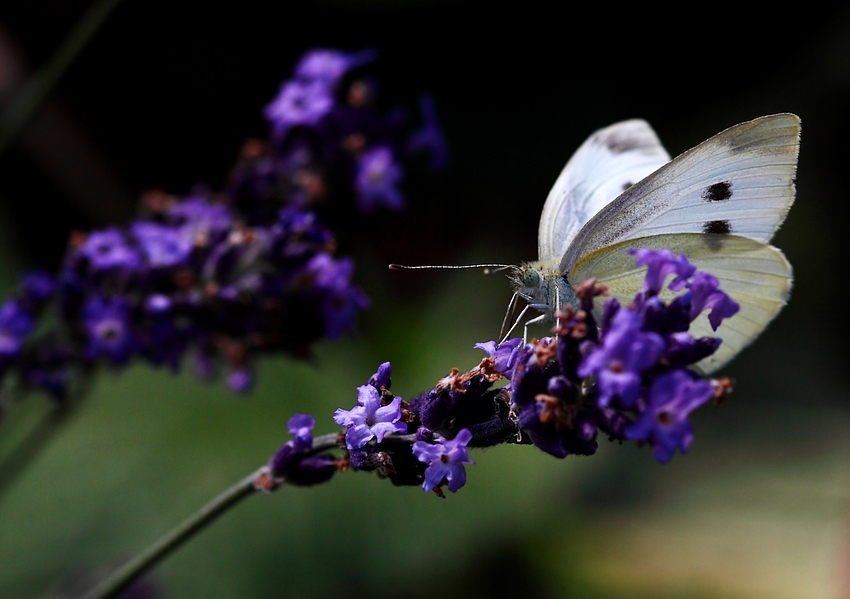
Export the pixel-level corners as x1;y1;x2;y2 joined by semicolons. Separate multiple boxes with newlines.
621;181;633;191
703;220;732;234
602;132;646;154
702;221;732;252
702;181;733;202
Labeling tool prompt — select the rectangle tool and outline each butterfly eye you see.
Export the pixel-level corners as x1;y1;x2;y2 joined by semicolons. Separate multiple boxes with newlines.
521;268;541;288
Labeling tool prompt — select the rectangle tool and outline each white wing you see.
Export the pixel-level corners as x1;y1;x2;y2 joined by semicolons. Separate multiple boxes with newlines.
570;233;792;373
537;119;670;262
560;113;800;273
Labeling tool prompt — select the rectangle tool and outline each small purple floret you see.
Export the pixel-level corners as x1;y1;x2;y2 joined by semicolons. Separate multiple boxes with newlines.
625;370;714;463
333;383;407;450
406;95;449;170
354;146;404;212
268;413;336;487
630;248;697;295
368;362;392;390
287;413;315;452
131;222;193;269
79;229;141;272
294;48;377;85
686;272;740;330
227;368;253;393
264;81;334;138
412;428;475;493
578;309;664;408
0;300;33;360
475;337;523;378
84;296;137;364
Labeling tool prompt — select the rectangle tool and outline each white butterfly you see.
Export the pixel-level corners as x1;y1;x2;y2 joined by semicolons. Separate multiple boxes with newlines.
508;114;799;373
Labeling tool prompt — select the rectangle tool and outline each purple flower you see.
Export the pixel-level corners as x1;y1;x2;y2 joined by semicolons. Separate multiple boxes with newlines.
625;370;714;463
20;271;55;304
412;428;475;493
630;248;696;295
269;414;316;477
334;383;408;449
406;95;449;170
302;253;370;339
131;222;193;269
286;413;315;452
354;146;404;211
264;81;334;138
0;47;447;399
79;228;141;272
167;195;233;245
84;295;137;364
685;272;740;330
0;300;33;360
227;367;253;393
368;362;392;390
266;414;336;488
294;48;377;85
322;285;370;340
578;308;664;408
474;338;524;378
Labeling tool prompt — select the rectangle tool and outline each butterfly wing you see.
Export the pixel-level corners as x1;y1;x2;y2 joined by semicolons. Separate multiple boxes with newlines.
570;233;792;373
559;113;800;274
537;119;671;262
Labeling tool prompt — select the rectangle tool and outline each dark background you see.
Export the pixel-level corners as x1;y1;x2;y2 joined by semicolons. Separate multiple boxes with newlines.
0;2;847;598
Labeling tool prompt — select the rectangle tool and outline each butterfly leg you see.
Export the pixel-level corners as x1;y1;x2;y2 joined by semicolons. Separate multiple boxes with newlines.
500;304;535;343
498;292;520;341
522;313;547;344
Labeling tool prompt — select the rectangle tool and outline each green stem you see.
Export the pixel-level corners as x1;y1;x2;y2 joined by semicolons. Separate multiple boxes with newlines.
82;433;346;598
0;0;123;156
82;468;261;599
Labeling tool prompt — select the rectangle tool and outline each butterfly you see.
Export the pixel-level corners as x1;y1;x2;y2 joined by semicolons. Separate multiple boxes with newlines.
507;113;799;373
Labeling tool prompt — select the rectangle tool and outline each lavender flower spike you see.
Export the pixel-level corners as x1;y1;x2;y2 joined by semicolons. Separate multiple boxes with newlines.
334;384;408;449
412;429;475;494
265;414;336;489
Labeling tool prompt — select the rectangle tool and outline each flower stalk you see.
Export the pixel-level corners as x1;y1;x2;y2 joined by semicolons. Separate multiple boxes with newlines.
82;469;261;599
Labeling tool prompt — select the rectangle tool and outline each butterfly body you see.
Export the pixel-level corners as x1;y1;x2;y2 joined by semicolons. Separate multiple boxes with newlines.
511;114;799;373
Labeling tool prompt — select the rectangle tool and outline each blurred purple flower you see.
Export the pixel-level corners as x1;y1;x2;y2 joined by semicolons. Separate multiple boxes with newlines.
0;300;33;361
84;296;137;364
294;48;377;85
354;145;404;211
131;222;193;270
264;81;334;138
79;229;141;272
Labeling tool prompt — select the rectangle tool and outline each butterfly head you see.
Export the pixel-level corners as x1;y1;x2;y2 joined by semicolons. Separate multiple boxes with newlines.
508;259;577;319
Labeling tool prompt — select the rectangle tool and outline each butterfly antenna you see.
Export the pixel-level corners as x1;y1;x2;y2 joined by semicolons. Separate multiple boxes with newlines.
389;263;513;271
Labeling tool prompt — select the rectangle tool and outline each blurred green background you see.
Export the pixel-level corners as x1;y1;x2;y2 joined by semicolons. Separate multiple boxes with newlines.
0;2;848;597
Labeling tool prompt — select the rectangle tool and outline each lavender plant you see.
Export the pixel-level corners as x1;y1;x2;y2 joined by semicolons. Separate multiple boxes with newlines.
0;48;446;410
